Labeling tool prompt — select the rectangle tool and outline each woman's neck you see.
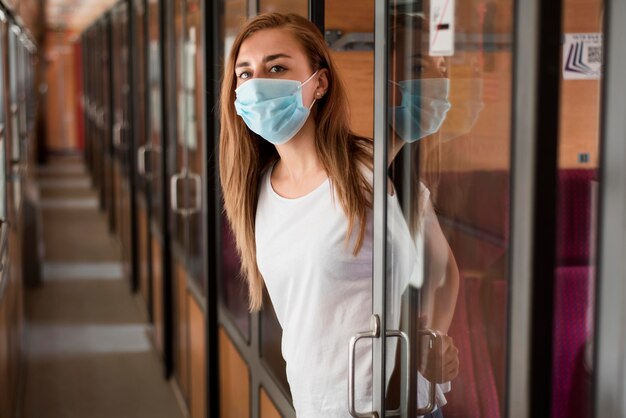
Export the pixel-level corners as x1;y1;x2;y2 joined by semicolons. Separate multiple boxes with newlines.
273;117;325;183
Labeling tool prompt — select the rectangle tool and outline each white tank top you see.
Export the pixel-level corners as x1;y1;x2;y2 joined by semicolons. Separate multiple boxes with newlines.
255;166;446;417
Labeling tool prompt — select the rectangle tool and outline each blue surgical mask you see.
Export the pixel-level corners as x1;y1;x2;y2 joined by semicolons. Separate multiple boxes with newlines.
234;71;318;145
390;78;451;143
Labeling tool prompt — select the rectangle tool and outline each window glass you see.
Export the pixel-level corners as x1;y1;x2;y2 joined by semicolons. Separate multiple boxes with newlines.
173;0;187;252
551;1;604;416
384;3;513;416
218;0;250;340
148;0;163;226
185;0;206;292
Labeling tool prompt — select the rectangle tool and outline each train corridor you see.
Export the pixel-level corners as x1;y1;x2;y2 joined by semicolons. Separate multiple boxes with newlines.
20;155;184;418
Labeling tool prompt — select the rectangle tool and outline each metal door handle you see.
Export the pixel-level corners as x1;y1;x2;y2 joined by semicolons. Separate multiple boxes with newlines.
170;171;201;215
349;314;380;418
170;172;183;214
137;144;152;177
416;329;439;416
385;330;410;417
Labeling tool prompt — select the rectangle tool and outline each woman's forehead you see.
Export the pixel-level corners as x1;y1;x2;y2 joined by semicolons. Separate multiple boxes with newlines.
237;28;305;62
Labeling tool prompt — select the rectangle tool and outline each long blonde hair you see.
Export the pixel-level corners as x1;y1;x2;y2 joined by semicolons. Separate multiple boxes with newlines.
219;13;373;311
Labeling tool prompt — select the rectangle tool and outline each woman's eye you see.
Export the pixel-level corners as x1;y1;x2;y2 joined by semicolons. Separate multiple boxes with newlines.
412;64;425;74
269;65;285;73
237;71;251;79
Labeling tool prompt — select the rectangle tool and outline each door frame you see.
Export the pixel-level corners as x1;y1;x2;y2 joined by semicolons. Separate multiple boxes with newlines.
594;0;626;415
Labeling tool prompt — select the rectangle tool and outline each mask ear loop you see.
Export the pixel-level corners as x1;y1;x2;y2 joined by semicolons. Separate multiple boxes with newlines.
300;70;319;87
301;70;320;109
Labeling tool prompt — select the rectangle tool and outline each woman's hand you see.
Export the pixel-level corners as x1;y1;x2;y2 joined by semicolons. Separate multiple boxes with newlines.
419;333;460;384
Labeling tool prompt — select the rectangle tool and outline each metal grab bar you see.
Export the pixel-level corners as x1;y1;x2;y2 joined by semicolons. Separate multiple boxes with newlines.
415;329;439;416
170;170;202;216
349;315;380;418
137;144;152;178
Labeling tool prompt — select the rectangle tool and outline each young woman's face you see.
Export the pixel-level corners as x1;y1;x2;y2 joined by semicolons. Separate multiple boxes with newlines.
235;28;319;107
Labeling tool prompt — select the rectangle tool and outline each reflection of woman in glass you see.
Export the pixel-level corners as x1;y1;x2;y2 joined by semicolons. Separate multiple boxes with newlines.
387;13;461;415
220;12;448;418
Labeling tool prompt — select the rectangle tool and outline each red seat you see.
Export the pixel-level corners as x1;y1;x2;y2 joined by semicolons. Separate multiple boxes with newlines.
551;266;593;418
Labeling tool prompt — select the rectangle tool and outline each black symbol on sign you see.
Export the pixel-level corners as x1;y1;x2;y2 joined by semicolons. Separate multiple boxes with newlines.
565;41;594;75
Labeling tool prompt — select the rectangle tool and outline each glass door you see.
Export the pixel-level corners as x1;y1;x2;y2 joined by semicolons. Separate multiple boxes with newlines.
374;0;514;416
112;2;135;287
100;18;115;232
183;0;206;298
147;0;169;364
7;25;21;217
132;0;152;313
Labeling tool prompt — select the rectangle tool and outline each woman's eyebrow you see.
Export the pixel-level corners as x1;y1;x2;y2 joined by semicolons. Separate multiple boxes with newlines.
264;53;292;62
235;53;292;68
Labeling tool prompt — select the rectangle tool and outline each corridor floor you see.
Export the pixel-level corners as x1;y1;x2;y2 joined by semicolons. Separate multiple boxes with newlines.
20;155;185;418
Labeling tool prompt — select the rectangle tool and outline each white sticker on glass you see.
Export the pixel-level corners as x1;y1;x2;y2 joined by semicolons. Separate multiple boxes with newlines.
430;0;455;57
563;33;603;80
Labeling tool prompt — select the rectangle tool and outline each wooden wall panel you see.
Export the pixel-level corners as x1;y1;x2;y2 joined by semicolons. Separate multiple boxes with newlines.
260;388;281;418
258;0;307;17
559;0;603;168
219;326;250;418
326;0;374;33
332;51;374;139
189;295;206;418
16;0;41;36
436;51;513;172
45;31;79;151
175;260;190;400
151;237;164;354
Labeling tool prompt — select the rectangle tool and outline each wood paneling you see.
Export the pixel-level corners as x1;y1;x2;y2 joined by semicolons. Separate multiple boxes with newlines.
175;259;190;400
138;203;149;305
325;0;375;141
559;81;600;168
258;0;307;17
189;295;206;418
151;237;164;354
332;51;374;139
260;388;281;418
326;0;374;33
558;0;603;169
219;326;250;418
438;51;513;172
45;32;79;151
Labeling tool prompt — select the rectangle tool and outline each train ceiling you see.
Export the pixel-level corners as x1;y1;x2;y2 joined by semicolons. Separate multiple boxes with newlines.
46;0;118;31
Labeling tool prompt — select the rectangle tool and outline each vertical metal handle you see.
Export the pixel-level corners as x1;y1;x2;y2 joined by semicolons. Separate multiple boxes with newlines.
416;329;439;416
349;315;380;418
169;171;201;215
170;172;183;213
385;330;410;417
137;144;152;178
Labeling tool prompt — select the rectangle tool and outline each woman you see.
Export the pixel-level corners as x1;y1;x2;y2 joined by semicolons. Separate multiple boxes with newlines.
219;12;457;417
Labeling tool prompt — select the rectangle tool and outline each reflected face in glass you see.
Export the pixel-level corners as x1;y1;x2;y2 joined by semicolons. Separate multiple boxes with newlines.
234;28;318;107
391;19;447;84
388;20;450;148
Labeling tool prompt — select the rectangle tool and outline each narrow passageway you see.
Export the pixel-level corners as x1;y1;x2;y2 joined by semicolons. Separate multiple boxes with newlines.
20;155;185;418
